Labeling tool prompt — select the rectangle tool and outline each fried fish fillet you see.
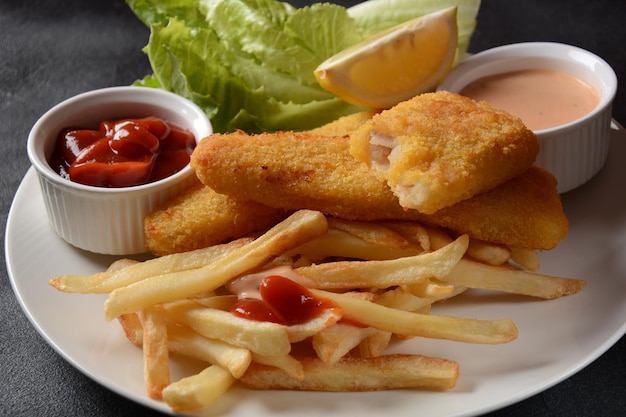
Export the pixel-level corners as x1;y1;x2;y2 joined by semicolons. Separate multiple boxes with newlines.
350;91;540;214
191;131;567;250
144;180;287;256
191;131;402;221
413;165;569;250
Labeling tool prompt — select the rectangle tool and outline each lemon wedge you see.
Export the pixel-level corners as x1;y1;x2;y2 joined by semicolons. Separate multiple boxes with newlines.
314;6;458;109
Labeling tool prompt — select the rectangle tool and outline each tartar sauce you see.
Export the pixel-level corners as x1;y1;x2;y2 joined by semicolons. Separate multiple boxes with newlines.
460;69;599;131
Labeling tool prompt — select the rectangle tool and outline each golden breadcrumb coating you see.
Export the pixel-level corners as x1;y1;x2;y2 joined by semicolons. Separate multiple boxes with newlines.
411;166;569;250
191;130;567;250
191;131;405;221
350;91;540;214
144;180;287;256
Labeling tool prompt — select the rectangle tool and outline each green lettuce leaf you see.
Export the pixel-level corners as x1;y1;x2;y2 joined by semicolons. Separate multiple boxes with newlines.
126;0;208;27
126;0;480;133
143;17;359;132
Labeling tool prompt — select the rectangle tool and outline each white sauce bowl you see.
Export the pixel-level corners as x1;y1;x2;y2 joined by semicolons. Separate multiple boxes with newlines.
27;86;212;255
438;42;617;193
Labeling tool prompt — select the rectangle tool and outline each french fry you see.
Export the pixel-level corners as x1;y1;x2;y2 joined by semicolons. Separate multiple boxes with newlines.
326;217;412;249
312;323;377;364
251;353;305;380
162;365;235;411
289;228;423;261
50;207;586;412
240;354;459;391
286;308;343;343
49;238;252;294
159;301;292;357
296;235;469;289
118;313;143;346
358;329;392;358
424;226;454;249
165;325;251;378
104;210;328;320
374;287;434;311
381;221;432;251
509;247;541;271
138;307;170;400
442;259;586;299
192;294;237;311
404;280;464;300
107;258;140;272
466;238;511;265
310;289;518;344
375;286;456;313
357;329;390;355
118;311;251;378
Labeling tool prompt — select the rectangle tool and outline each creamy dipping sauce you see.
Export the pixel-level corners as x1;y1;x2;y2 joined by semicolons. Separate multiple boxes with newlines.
460;69;600;131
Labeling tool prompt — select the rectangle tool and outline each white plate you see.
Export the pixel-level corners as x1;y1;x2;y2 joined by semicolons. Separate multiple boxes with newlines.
6;124;626;417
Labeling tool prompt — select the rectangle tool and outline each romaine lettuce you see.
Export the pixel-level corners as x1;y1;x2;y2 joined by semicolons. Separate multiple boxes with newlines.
127;0;480;133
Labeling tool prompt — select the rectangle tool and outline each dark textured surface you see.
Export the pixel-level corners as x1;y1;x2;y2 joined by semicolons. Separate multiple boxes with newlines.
1;1;624;416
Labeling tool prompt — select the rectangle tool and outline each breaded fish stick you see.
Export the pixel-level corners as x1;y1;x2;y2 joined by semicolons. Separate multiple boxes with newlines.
191;131;567;250
144;181;287;256
192;132;404;221
351;91;540;214
412;166;569;250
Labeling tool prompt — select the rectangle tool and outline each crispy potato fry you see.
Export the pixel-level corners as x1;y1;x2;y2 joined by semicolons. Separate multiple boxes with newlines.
425;226;454;249
374;287;448;339
404;280;464;300
466;238;511;265
104;210;328;320
192;295;237;311
509;247;541;271
240;354;459;391
118;313;143;346
118;312;251;378
381;221;432;251
374;287;429;311
286;309;343;343
162;365;235;411
296;235;469;289
289;228;423;261
442;259;586;299
310;289;518;344
159;301;292;357
327;217;412;249
138;307;170;400
358;330;392;358
312;323;377;364
49;238;252;294
166;325;251;378
107;258;140;272
51;206;585;412
251;353;305;380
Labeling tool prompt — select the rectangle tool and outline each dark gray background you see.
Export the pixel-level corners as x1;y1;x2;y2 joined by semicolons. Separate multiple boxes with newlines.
1;1;625;416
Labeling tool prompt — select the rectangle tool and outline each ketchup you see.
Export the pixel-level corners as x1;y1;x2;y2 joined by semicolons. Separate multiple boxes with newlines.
49;116;196;187
230;275;339;326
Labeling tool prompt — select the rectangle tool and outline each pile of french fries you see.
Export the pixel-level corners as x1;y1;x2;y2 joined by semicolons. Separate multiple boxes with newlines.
49;209;586;412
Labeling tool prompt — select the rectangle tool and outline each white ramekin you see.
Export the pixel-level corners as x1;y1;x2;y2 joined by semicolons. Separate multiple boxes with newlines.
438;42;617;193
27;86;212;255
